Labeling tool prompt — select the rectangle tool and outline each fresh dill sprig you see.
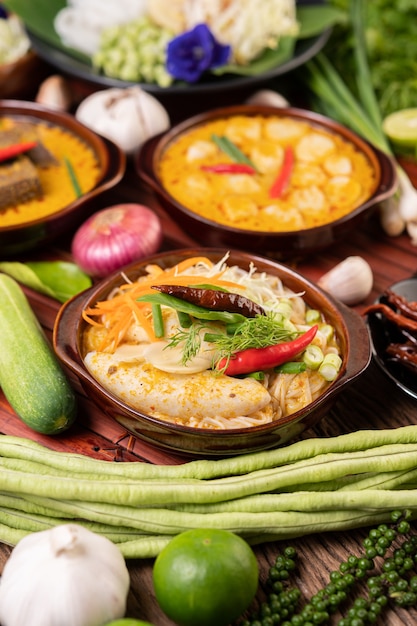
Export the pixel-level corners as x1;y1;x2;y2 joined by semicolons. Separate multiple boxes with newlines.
166;321;210;366
206;314;296;358
166;314;297;367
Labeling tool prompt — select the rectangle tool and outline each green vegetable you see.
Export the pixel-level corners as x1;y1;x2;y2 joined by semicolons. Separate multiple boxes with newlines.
92;16;173;86
0;275;77;434
0;261;92;303
137;291;247;324
211;134;256;169
325;0;417;120
151;303;164;338
63;157;82;198
274;361;307;374
0;428;417;558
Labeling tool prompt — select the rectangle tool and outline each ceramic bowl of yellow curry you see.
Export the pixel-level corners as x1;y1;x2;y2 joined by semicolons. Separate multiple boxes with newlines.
136;105;397;258
0;99;126;255
53;248;371;457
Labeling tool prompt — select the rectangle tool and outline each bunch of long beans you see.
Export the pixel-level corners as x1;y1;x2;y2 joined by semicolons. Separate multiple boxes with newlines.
1;426;417;558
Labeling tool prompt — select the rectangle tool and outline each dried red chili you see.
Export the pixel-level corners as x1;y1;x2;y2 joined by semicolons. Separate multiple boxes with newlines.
217;324;318;376
363;303;417;333
152;285;265;317
384;289;417;321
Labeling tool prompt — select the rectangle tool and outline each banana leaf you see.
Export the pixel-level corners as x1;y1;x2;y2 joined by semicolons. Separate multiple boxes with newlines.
4;0;347;79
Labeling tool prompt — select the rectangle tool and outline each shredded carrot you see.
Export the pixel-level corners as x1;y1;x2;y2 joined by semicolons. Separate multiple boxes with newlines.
82;257;251;352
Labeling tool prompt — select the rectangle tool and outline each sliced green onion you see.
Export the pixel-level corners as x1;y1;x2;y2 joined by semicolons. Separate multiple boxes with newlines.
318;353;343;382
64;157;82;198
303;345;324;370
319;323;334;343
152;303;164;338
211;134;256;169
305;309;321;325
275;361;307;374
275;298;293;319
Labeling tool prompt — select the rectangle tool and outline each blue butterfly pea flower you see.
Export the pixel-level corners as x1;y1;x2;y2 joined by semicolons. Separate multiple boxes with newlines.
166;23;231;83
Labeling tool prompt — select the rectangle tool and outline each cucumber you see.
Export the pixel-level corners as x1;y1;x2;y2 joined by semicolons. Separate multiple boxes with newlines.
0;274;77;434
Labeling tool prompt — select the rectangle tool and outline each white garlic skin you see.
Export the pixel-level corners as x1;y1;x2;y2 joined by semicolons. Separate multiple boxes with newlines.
0;524;130;626
245;89;290;108
35;75;73;112
318;256;374;306
75;86;170;154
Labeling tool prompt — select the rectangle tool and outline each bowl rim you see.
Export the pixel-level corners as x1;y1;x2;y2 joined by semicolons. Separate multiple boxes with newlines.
0;99;126;232
54;247;371;438
136;104;397;239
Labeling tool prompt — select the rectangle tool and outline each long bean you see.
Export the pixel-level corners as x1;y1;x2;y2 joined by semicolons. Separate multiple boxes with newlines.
1;444;417;507
2;426;417;480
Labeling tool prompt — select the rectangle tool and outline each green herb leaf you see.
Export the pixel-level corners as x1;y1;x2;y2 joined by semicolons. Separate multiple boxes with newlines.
137;292;246;325
0;261;92;302
203;313;296;362
64;157;82;198
211;134;256;168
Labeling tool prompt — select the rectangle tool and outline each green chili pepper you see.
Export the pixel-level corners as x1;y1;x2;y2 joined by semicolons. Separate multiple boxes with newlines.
0;261;92;303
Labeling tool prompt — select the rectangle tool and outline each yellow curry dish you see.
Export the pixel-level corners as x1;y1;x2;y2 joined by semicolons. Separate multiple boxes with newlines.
81;254;343;430
157;114;378;232
0;117;101;227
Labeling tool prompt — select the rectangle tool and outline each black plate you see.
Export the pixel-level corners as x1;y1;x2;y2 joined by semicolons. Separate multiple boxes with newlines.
27;19;331;96
367;278;417;400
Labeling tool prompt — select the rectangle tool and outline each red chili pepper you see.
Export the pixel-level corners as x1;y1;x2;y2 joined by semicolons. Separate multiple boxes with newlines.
0;141;38;163
200;163;256;174
217;324;318;376
269;146;294;198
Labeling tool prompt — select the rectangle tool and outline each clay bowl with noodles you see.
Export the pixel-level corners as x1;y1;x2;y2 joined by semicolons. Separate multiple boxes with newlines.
135;105;397;259
53;248;371;457
0;99;126;255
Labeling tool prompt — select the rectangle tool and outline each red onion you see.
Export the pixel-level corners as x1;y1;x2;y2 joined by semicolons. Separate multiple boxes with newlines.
71;204;163;277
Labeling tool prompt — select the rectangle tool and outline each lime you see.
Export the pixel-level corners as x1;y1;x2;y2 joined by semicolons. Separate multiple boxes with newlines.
383;108;417;147
152;529;259;626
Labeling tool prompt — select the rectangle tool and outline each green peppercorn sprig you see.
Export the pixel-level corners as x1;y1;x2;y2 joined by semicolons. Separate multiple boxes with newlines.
238;510;417;626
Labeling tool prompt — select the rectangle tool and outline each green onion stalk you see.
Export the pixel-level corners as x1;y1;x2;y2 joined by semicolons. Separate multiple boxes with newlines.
305;0;417;241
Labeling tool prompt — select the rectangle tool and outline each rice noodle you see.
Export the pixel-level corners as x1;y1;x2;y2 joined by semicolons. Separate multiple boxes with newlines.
181;0;299;64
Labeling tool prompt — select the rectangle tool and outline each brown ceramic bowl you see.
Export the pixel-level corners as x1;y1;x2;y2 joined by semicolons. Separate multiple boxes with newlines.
0;50;48;99
0;99;126;255
136;105;397;259
53;248;371;457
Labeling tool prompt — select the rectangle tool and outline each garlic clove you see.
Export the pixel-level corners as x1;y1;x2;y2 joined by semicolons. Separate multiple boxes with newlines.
35;75;73;112
245;89;290;108
317;256;374;306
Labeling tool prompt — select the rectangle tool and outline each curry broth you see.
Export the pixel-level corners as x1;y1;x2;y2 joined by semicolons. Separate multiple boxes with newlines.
0;117;101;227
157;115;378;232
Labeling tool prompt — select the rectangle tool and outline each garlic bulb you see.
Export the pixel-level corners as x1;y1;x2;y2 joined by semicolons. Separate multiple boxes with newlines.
0;524;130;626
317;256;374;306
75;86;170;154
245;89;290;108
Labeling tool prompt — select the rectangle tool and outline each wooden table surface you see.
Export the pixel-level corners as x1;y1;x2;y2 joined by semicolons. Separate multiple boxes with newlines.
1;76;417;625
